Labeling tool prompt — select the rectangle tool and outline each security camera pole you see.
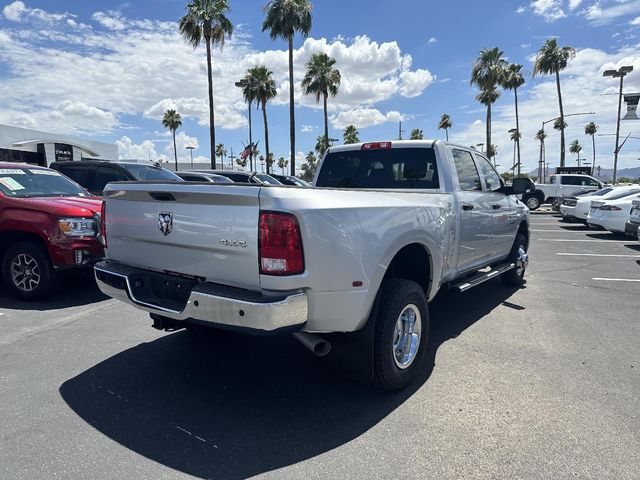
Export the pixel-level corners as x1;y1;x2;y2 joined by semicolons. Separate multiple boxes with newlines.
603;66;633;184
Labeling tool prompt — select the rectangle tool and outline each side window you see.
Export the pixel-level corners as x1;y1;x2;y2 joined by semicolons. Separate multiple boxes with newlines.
474;154;502;192
549;176;557;185
452;149;482;191
561;176;581;186
57;165;94;191
585;178;599;187
94;167;128;192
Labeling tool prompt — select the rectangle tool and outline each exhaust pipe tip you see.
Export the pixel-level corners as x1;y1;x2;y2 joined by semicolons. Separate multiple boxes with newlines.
293;331;331;357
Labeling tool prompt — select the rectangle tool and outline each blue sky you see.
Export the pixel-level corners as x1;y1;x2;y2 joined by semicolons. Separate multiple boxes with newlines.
1;0;639;173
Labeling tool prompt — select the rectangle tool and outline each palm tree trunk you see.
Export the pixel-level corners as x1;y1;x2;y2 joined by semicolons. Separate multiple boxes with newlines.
262;101;270;174
514;87;521;176
323;92;329;150
288;34;295;176
205;38;216;169
172;129;178;172
555;70;565;167
591;134;596;174
486;100;491;157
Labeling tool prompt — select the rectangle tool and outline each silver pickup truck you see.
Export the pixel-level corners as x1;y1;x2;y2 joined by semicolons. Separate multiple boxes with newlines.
95;140;534;390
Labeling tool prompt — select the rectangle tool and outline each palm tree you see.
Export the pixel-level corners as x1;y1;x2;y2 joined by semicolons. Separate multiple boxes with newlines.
315;135;328;158
343;125;359;144
215;143;227;169
533;38;576;167
262;0;313;176
179;0;233;169
162;109;182;171
510;129;521;173
470;47;507;153
501;63;525;175
302;52;341;151
585;122;598;173
536;128;547;180
300;150;318;181
246;66;277;173
277;156;288;174
487;144;497;162
410;128;423;140
438;113;452;141
569;139;582;165
554;118;567;132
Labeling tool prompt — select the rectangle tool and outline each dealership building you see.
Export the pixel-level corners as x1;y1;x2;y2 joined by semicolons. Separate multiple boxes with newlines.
0;124;118;166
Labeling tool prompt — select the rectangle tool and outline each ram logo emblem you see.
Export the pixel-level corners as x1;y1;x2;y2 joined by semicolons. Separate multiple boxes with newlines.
158;212;173;236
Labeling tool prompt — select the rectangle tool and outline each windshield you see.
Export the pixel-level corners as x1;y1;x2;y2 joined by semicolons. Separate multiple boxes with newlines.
0;167;89;198
121;164;182;181
605;188;640;201
316;148;440;189
255;174;282;185
591;187;614;196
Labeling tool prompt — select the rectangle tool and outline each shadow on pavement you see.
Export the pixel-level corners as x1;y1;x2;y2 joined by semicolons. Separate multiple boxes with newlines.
0;272;107;311
586;232;630;240
60;279;521;480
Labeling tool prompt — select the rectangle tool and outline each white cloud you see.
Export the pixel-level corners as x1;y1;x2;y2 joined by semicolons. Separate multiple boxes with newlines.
399;69;435;98
516;6;527;13
91;11;126;31
631;15;640;25
301;125;317;133
568;0;582;11
330;109;405;130
2;0;73;23
521;43;532;48
530;0;566;21
117;136;159;161
585;0;640;24
427;37;437;44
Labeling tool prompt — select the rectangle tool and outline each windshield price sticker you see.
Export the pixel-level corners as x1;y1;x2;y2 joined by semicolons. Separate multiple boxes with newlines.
0;177;26;191
29;169;60;176
0;169;26;175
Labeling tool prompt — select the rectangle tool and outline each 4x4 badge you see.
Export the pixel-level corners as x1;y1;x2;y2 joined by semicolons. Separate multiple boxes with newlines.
158;212;173;236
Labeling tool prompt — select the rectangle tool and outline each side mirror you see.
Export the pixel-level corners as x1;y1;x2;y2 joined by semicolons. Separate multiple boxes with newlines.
511;177;535;195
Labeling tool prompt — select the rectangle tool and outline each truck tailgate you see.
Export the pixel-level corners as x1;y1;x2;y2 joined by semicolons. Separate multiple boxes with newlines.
103;183;261;290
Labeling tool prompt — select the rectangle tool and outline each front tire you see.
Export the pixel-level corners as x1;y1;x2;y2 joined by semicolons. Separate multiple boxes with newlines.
523;193;542;211
501;234;528;287
373;279;429;391
2;241;54;300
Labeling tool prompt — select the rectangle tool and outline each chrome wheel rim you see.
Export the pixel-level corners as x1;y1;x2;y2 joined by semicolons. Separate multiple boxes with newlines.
516;246;529;277
526;197;539;209
10;253;41;292
392;304;422;369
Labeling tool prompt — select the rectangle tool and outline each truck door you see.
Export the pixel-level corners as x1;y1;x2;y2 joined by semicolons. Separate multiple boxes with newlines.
451;149;494;270
473;153;517;259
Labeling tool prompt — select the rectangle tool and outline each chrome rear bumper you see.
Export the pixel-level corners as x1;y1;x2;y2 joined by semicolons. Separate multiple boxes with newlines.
94;261;307;333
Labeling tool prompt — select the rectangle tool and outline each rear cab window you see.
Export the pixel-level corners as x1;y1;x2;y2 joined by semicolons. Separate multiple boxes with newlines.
315;147;440;189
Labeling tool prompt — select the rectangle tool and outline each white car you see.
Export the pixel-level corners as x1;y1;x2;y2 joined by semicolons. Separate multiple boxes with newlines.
559;186;626;223
587;189;640;232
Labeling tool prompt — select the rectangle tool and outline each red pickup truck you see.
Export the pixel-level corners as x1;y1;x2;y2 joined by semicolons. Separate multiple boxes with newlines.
0;163;104;300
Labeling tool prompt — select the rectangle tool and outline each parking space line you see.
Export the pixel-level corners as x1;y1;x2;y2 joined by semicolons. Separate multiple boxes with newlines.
557;253;640;258
592;278;640;282
531;229;587;233
539;239;633;243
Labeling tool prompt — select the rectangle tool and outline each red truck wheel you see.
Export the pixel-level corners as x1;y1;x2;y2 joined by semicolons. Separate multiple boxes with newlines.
2;242;54;301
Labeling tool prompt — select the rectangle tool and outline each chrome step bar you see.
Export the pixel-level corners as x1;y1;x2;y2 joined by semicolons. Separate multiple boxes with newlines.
452;263;516;292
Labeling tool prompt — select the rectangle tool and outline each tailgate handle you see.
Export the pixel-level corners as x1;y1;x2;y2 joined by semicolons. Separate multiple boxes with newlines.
149;192;176;202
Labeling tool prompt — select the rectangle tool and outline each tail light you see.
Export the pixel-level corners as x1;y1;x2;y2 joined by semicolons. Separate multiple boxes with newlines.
100;200;107;248
259;212;304;275
361;142;392;150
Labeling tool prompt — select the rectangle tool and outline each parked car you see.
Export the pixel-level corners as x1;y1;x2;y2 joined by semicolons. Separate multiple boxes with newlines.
193;170;282;185
525;174;603;211
50;161;182;195
624;199;640;238
587;189;640;232
270;174;310;187
552;188;597;212
175;172;233;183
0;163;104;300
95;140;534;391
559;186;630;223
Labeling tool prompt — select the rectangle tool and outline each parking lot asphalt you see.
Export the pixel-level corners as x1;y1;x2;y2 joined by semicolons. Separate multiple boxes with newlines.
1;215;639;480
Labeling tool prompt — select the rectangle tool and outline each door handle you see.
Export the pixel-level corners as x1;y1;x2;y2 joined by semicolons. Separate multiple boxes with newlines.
492;204;502;210
462;203;474;211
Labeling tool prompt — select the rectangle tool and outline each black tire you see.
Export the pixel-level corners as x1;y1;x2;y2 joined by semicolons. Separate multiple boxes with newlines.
501;234;528;287
373;279;429;391
2;241;54;300
523;193;541;211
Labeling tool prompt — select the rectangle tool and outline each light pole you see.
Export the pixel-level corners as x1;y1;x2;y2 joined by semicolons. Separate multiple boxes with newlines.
235;77;259;172
603;66;633;184
185;145;195;169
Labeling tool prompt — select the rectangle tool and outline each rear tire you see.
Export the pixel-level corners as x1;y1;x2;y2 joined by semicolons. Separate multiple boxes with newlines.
523;193;542;211
373;279;429;391
2;241;54;301
501;234;528;287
